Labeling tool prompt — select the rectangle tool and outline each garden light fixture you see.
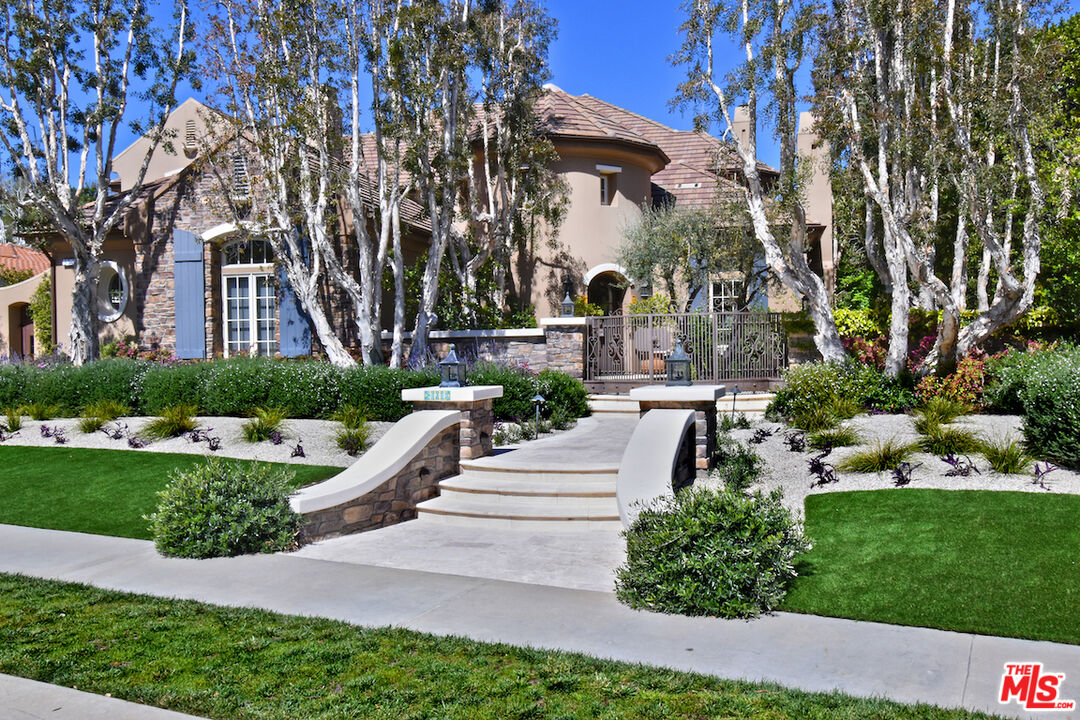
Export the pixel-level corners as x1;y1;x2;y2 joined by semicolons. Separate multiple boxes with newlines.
438;345;467;388
666;338;692;386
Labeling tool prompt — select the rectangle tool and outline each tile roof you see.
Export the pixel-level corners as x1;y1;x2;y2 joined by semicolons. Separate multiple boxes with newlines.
0;243;49;276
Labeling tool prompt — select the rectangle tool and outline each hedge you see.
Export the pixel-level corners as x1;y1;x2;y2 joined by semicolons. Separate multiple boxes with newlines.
0;357;590;424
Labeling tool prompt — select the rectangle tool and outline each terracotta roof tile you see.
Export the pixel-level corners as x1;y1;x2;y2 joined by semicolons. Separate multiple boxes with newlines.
0;243;49;276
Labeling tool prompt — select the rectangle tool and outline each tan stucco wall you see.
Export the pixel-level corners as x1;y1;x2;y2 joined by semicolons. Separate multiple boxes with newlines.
112;98;220;191
51;239;138;352
528;142;656;315
798;111;835;296
0;272;44;357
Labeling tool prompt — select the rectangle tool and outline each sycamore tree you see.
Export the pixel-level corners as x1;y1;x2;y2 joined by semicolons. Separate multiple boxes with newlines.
0;0;194;364
815;0;1051;375
674;0;847;362
207;0;357;366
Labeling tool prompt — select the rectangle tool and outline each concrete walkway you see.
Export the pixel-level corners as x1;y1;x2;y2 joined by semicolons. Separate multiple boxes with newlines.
0;673;209;719
2;523;1078;720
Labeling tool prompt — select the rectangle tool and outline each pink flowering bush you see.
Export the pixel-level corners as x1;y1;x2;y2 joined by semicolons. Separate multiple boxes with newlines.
915;350;988;409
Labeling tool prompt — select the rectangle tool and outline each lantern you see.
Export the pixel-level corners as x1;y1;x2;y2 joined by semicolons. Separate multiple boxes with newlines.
560;275;575;317
666;338;692;386
438;344;467;388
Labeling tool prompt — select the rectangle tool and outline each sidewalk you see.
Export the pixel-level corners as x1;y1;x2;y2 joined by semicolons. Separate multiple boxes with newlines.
1;523;1077;719
0;673;209;719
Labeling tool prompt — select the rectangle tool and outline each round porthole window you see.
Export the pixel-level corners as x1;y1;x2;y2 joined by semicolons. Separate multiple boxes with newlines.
97;261;128;323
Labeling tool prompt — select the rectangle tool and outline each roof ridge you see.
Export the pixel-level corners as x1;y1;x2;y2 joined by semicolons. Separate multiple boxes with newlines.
577;93;678;134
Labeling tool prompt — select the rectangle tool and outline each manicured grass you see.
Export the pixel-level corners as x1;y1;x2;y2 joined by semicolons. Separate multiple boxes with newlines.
783;490;1080;645
0;574;996;720
0;446;339;540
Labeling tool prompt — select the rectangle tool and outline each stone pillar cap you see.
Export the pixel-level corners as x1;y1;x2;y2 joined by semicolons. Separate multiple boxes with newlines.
628;385;726;402
401;385;504;402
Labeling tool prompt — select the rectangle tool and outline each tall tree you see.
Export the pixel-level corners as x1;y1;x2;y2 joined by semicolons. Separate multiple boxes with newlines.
674;0;848;362
0;0;194;364
816;0;1050;374
207;0;356;366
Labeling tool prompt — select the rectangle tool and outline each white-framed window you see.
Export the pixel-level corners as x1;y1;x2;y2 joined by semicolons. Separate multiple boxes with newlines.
710;278;745;313
96;261;129;323
222;239;276;357
597;164;621;206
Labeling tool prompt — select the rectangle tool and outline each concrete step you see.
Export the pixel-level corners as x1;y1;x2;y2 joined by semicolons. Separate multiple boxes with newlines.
458;459;618;485
416;494;620;522
414;513;624;531
588;392;776;415
439;474;615;498
437;487;615;509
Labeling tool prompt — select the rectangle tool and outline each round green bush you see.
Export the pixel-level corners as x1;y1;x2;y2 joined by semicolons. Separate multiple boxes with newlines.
265;360;344;418
138;362;206;414
615;486;811;619
147;457;301;558
339;365;439;422
535;369;590;420
70;359;147;408
468;361;536;420
199;358;274;415
1020;351;1080;468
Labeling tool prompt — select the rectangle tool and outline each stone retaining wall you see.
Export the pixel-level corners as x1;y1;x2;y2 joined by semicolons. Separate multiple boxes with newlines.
298;424;459;542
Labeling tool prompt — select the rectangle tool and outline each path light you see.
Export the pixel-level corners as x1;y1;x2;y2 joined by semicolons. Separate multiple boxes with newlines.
666;338;692;387
730;385;740;418
531;394;546;430
438;344;467;388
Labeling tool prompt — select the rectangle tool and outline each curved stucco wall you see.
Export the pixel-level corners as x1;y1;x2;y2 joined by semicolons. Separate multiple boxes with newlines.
0;272;45;357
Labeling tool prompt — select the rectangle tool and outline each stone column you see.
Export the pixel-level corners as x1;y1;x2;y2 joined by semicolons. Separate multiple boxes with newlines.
401;385;504;460
629;385;726;473
539;317;587;378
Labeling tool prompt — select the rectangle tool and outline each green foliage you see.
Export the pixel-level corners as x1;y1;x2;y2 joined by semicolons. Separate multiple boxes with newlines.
137;362;205;415
833;308;880;339
1019;350;1080;468
917;425;983;456
616;487;810;618
330;404;367;430
0;265;33;285
712;434;764;491
981;435;1033;475
335;425;371;456
791;407;839;432
78;415;107;434
534;368;590;420
915;354;987;409
340;365;439;422
572;295;604;317
78;400;129;434
719;412;751;431
29;274;52;353
984;344;1080;413
838;439;916;472
627;292;676;315
808;426;861;450
242;407;287;443
768;361;880;422
3;407;21;432
864;375;916;413
143;404;199;440
148;458;301;558
913;396;969;432
200;359;275;416
17;402;60;421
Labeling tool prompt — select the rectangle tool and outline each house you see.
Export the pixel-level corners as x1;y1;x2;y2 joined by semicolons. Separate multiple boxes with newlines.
36;90;833;360
0;243;49;358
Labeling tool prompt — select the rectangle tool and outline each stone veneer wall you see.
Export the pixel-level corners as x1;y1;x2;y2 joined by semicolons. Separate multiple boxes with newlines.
382;321;586;379
298;424;459;542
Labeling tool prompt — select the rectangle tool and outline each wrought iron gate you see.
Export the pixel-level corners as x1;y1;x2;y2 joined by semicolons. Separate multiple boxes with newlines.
584;312;787;390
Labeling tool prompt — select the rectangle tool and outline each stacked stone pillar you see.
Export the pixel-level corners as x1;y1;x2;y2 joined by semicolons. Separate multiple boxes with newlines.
401;385;503;460
629;385;726;473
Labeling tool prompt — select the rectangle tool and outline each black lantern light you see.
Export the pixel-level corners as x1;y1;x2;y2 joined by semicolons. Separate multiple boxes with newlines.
560;275;575;317
438;344;467;388
666;338;692;387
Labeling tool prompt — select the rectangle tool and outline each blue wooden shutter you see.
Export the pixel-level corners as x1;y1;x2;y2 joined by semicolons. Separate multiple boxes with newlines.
278;266;311;357
173;228;206;359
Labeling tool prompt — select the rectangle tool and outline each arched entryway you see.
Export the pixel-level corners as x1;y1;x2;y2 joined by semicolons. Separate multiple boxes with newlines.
584;263;629;315
7;302;33;358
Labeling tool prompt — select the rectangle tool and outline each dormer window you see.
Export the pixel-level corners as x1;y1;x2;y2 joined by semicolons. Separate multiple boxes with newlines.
597;164;621;206
232;154;250;198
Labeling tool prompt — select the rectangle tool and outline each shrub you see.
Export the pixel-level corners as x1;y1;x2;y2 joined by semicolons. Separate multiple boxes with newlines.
3;407;21;432
1020;351;1080;468
18;402;61;421
265;360;343;418
147;457;301;558
713;434;764;491
331;404;367;430
0;365;27;408
916;396;969;426
981;435;1033;475
468;361;536;420
336;425;371;456
242;407;288;443
143;404;199;439
983;344;1080;413
768;361;880;422
615;487;810;618
838;439;915;472
81;399;130;422
915;352;988;408
808;426;861;450
138;362;205;414
719;412;751;431
534;368;590;420
834;308;880;339
199;358;274;416
865;375;917;413
340;365;438;422
917;424;982;456
791;407;839;432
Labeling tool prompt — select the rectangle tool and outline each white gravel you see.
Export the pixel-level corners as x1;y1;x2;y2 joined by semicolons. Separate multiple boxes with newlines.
0;415;393;468
702;413;1080;516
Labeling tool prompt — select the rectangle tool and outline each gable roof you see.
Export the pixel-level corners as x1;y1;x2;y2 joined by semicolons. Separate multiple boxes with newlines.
0;243;49;275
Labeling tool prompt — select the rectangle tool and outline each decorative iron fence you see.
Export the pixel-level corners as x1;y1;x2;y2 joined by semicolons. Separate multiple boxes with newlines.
584;312;788;385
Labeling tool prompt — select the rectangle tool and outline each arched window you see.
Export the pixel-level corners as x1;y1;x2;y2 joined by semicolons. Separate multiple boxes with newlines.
97;261;128;323
221;239;277;357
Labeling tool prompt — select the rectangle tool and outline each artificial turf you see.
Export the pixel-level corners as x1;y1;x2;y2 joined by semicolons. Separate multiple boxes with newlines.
0;573;997;720
782;489;1080;645
0;446;340;540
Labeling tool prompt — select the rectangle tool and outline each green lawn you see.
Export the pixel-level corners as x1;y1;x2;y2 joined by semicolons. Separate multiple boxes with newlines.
0;574;996;720
0;446;340;540
783;489;1080;645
